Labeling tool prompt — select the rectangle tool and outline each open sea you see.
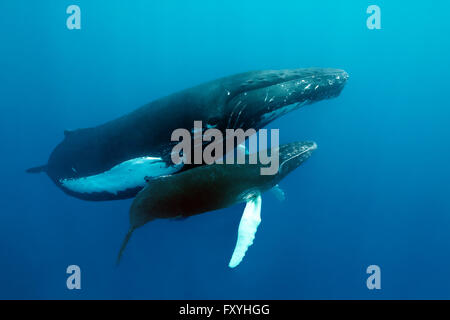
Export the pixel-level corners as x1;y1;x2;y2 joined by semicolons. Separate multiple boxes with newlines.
1;0;450;299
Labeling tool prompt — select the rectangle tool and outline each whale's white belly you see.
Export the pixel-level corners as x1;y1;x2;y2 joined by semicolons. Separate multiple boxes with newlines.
60;157;182;195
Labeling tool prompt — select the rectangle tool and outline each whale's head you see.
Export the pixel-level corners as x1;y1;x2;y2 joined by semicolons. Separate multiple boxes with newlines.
219;68;348;130
274;141;317;181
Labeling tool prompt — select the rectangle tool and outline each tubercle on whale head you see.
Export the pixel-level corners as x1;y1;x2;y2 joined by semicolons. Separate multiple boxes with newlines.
221;68;349;129
274;141;317;181
232;141;317;191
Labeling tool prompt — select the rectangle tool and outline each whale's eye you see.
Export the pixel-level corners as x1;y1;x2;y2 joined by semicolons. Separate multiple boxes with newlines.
207;117;221;128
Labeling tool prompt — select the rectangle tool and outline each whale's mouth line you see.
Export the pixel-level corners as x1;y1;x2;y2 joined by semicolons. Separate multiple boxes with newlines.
278;142;317;172
258;101;310;128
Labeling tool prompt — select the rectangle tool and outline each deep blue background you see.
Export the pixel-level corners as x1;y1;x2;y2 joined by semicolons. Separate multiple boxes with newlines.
1;0;449;299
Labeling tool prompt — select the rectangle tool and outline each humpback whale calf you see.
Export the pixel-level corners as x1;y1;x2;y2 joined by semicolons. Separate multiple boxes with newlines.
27;68;347;201
117;141;317;268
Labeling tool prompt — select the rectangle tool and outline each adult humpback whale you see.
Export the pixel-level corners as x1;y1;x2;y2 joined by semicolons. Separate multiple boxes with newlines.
27;68;348;201
117;141;316;267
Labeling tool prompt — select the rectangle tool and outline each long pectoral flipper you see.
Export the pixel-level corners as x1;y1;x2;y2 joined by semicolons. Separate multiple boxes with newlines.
60;157;182;195
228;194;262;268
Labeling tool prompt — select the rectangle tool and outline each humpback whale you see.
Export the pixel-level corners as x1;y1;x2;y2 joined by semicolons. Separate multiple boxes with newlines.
27;68;348;201
117;141;317;268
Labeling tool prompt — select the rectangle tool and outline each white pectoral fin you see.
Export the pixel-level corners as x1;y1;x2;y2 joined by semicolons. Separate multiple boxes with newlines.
60;156;183;195
270;184;286;202
228;194;262;268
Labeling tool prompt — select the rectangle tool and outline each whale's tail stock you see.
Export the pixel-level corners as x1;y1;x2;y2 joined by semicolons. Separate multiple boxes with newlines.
116;227;135;266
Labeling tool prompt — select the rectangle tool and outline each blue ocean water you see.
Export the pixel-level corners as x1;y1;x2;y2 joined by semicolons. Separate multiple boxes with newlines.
1;0;450;299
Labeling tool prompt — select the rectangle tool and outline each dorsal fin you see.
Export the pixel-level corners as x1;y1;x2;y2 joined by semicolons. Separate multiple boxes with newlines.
64;129;75;137
26;164;48;174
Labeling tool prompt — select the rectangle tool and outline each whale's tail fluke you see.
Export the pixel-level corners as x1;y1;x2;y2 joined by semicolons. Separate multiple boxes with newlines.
26;164;47;174
116;227;135;266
